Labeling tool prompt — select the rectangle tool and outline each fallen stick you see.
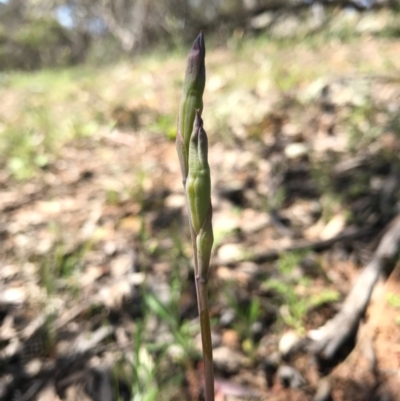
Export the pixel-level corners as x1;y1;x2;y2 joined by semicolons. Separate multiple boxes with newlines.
308;215;400;370
211;225;377;266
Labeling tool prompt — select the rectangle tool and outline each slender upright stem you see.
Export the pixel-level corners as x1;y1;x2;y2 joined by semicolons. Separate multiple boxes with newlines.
176;32;214;401
196;275;214;401
189;209;214;401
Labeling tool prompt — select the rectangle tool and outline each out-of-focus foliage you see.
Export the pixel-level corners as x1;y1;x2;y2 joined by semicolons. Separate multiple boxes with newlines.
0;0;89;70
0;17;88;70
0;0;399;70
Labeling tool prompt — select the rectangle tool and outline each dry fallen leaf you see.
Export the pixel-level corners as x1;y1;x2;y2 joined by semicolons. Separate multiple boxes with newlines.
320;214;346;240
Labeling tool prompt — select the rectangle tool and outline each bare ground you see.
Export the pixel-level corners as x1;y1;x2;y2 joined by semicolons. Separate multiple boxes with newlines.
0;34;400;401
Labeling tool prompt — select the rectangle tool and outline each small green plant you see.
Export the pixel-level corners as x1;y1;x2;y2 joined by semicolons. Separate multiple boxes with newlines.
265;251;340;332
308;289;340;308
266;278;308;332
176;32;215;401
131;322;159;401
225;286;260;340
277;250;307;276
145;292;196;358
225;288;261;358
150;114;176;140
387;292;400;308
346;100;382;153
387;293;400;325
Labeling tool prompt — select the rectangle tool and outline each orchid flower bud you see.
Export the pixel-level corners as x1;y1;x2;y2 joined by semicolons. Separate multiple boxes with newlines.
176;31;206;180
186;111;211;235
186;111;213;278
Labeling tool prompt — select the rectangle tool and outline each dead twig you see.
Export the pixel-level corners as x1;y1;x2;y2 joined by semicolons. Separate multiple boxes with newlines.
212;225;377;266
308;215;400;371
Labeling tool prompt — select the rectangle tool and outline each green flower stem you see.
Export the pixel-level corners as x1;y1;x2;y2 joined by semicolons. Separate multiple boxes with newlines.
176;33;214;401
186;113;214;401
197;279;214;401
188;113;214;400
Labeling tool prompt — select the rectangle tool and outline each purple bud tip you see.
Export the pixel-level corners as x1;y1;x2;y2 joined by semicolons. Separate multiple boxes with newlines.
193;31;205;59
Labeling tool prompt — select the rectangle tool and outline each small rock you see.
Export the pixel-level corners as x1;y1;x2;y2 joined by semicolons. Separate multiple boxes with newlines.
103;241;117;256
240;209;270;234
217;243;245;264
36;382;62;401
298;77;328;104
277;365;306;389
65;384;92;401
271;15;302;39
251;321;264;339
213;346;248;374
220;308;236;327
97;280;132;310
284;143;309;159
236;262;260;283
222;329;240;349
25;358;43;376
165;193;185;208
167;344;185;361
281;123;302;139
213;210;240;234
0;264;18;280
329;81;367;107
110;253;132;277
81;265;104;287
250;11;274;29
320;214;346;240
356;10;392;34
279;331;301;358
314;378;332;401
208;74;227;92
0;287;25;306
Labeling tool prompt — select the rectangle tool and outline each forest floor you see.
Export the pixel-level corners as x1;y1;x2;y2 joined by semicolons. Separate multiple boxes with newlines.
0;27;400;401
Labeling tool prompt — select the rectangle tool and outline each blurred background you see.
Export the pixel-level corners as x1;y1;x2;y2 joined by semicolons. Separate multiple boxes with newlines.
1;1;400;401
0;0;399;70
